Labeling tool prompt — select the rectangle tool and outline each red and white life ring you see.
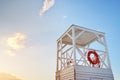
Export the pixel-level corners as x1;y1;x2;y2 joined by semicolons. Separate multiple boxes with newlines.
67;60;73;65
87;50;100;66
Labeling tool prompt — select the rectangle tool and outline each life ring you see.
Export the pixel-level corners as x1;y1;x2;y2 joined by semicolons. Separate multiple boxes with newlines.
87;50;100;65
67;60;73;65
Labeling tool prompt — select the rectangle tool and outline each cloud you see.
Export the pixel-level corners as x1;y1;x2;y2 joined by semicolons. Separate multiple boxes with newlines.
0;72;24;80
63;16;67;19
40;0;55;16
6;33;26;56
7;49;16;56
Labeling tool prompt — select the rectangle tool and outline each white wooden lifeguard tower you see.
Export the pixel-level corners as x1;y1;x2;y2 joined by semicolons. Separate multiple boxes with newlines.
56;24;114;80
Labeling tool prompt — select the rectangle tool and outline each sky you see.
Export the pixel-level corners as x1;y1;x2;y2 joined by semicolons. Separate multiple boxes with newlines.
0;0;120;80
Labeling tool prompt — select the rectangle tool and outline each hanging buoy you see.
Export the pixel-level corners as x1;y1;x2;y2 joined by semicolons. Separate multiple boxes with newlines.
67;60;73;65
87;50;100;67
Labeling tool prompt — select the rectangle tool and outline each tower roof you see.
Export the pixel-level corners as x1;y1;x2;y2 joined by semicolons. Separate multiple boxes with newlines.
57;24;105;46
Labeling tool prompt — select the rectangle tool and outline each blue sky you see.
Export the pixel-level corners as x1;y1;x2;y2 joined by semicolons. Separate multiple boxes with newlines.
0;0;120;80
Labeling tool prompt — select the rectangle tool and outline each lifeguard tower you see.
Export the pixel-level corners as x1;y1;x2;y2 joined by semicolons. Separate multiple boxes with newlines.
56;25;114;80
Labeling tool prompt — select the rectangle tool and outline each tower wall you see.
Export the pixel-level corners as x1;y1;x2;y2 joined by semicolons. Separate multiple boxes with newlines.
56;65;114;80
75;65;114;80
56;66;75;80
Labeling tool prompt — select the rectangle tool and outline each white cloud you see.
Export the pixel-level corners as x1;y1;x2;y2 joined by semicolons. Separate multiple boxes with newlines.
63;16;67;19
40;0;55;16
7;50;16;56
6;33;26;56
0;72;24;80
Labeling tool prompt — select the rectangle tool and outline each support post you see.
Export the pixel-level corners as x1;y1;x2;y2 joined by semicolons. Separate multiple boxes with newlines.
72;26;76;65
60;39;63;70
56;41;59;71
103;36;111;69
